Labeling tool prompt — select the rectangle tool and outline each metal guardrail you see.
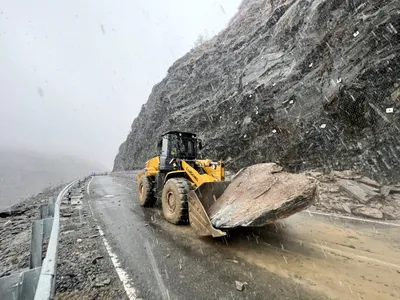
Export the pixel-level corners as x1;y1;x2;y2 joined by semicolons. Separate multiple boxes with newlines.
34;180;79;300
0;179;81;300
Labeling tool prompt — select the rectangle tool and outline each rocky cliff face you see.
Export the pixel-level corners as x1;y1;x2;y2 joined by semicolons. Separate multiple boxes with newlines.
114;0;400;183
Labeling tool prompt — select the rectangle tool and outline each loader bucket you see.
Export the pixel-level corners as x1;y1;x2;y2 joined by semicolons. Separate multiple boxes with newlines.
188;163;317;237
188;182;230;238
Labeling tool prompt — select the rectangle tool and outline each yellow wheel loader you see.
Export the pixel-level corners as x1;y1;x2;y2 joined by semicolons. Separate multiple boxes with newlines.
137;131;316;238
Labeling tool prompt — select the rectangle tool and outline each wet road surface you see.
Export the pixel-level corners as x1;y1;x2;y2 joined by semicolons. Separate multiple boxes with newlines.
87;176;400;300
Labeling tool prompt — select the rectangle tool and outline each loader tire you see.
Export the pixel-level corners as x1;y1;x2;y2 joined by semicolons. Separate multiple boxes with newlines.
138;175;155;207
162;178;192;225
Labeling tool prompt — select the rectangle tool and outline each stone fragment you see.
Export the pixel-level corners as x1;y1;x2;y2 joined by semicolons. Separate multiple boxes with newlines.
352;206;383;219
337;179;381;204
235;281;246;291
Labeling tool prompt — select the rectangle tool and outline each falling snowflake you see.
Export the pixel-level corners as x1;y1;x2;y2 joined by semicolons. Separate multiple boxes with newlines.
386;107;394;113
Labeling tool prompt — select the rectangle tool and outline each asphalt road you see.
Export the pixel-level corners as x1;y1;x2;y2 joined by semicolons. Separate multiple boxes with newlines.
87;175;400;300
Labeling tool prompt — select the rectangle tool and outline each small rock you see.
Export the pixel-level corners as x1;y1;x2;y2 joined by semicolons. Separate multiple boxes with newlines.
382;206;397;220
341;203;351;214
77;239;83;243
103;278;111;285
2;220;11;227
235;280;246;291
91;256;104;264
306;171;323;178
391;88;400;101
94;282;104;287
380;185;393;197
356;177;381;189
371;203;383;210
166;254;170;258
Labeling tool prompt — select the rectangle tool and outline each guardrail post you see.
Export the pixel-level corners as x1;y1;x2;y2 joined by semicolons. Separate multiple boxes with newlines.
30;218;54;269
30;220;44;269
20;268;43;298
48;204;55;217
40;205;49;219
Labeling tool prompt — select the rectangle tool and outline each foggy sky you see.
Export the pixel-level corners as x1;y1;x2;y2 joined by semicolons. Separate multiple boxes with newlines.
0;0;240;169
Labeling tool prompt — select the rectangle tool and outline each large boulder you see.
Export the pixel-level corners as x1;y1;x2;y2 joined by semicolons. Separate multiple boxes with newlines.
208;163;317;228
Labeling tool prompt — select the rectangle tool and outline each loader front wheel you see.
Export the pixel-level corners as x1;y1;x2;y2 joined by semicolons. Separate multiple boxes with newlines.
138;175;155;207
162;178;191;224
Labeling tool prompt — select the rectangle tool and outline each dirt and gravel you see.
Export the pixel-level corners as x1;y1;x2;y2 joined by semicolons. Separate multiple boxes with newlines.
55;178;127;300
308;170;400;220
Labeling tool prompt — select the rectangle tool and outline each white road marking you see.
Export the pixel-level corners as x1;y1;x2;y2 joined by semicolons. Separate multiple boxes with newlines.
98;226;138;299
124;186;133;191
87;176;94;196
86;176;138;299
303;210;400;227
144;240;170;300
310;242;400;270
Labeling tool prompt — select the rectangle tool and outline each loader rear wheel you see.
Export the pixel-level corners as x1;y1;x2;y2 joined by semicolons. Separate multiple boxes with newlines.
138;175;155;207
162;178;192;225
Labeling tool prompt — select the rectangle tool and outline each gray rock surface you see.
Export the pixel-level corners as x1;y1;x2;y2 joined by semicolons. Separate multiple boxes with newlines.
114;0;400;184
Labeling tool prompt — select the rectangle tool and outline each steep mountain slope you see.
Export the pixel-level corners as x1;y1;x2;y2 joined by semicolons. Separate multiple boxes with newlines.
0;148;105;207
114;0;400;183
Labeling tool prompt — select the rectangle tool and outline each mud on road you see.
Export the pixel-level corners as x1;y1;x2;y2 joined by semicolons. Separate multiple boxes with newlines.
218;214;400;300
151;209;400;300
98;175;400;300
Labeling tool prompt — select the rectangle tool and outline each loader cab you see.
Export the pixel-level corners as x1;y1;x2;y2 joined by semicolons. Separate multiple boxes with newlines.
158;131;199;172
